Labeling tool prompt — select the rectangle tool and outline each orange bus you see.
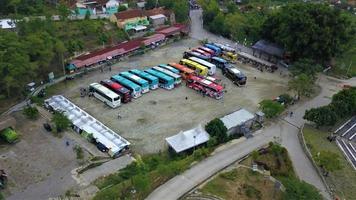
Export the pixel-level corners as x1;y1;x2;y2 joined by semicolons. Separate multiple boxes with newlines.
168;62;195;80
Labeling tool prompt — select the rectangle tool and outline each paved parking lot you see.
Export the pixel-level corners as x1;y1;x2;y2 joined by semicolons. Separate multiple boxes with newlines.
52;38;290;154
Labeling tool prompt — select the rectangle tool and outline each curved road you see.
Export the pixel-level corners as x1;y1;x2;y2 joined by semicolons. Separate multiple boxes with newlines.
146;10;356;200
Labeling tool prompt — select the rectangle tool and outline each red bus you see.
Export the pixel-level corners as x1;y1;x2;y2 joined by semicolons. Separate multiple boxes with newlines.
192;48;211;57
186;75;224;100
168;63;195;80
198;46;215;56
100;79;131;103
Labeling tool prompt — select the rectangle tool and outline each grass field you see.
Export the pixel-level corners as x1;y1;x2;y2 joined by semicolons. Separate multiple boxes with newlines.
303;125;356;200
200;167;283;200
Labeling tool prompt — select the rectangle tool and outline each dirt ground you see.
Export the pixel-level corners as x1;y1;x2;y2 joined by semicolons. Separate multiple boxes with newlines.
0;112;83;199
48;38;290;154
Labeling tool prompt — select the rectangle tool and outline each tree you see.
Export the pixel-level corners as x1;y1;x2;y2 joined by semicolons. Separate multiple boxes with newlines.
281;177;323;200
330;87;356;118
172;0;189;23
85;10;91;20
52;112;71;132
290;58;322;79
259;100;284;118
58;3;71;20
316;151;342;172
145;0;157;9
262;3;355;62
54;40;67;76
23;106;39;120
205;118;228;143
288;74;314;97
117;5;127;12
303;106;338;127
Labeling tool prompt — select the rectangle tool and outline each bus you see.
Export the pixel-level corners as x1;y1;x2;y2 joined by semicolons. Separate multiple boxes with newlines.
188;57;216;75
186;75;224;100
145;69;174;90
158;64;180;74
89;82;121;108
119;71;149;93
192;48;211;58
211;56;230;69
179;58;209;76
152;66;182;85
198;46;215;56
111;75;142;98
183;51;210;61
204;44;222;56
100;79;131;103
168;63;195;80
212;42;236;52
129;69;158;90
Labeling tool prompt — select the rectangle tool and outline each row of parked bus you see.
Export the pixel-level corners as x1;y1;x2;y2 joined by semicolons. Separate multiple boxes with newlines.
182;43;247;86
88;62;226;108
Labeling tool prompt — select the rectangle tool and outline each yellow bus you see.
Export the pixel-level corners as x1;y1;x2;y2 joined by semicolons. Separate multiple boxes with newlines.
179;59;208;76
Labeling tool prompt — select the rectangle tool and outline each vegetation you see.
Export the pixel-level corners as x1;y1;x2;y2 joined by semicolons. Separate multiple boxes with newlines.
304;87;356;127
205;118;228;144
262;3;355;63
288;74;314;97
117;5;127;12
145;0;189;22
290;59;322;80
74;145;84;160
51;111;71;132
316;151;342;172
303;125;356;200
23;106;39;120
279;177;323;200
259;99;284;118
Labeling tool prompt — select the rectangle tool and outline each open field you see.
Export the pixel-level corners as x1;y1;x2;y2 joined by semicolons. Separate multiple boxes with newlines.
303;125;356;200
46;38;290;154
0;112;82;200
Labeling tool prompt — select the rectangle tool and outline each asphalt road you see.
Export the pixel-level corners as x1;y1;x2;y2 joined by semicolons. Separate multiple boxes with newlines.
146;10;356;200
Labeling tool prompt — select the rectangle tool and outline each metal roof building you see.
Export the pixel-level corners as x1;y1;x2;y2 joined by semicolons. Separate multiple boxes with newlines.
252;40;284;58
220;108;255;136
44;95;130;157
166;125;210;153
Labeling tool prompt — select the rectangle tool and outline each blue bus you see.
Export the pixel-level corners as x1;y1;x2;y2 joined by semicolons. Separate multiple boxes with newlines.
145;69;175;90
119;71;149;93
183;51;210;61
152;66;182;85
211;57;230;69
129;69;159;90
204;44;222;56
111;75;142;98
158;64;180;74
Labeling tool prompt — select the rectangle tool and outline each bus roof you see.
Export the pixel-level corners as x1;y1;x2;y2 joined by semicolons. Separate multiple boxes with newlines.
158;64;180;74
129;69;158;82
199;46;214;54
212;56;227;63
189;76;223;92
205;43;221;52
111;75;141;91
152;66;181;79
185;51;209;60
145;69;174;82
90;82;120;99
193;49;211;57
101;79;130;94
212;42;235;52
169;63;195;74
188;57;216;68
180;59;208;74
120;71;149;85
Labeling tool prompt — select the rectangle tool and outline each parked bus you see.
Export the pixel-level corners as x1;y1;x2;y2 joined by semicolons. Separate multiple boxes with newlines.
212;43;236;53
89;83;121;108
129;69;158;90
145;69;175;90
168;62;195;80
111;75;142;98
100;79;131;103
188;57;216;75
152;66;182;85
119;71;149;93
158;64;180;74
186;75;224;100
183;51;210;61
198;46;215;56
179;58;209;76
211;56;230;69
204;44;222;56
192;48;211;58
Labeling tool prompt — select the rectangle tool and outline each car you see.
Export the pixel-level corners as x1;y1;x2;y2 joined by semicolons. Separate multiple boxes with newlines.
96;142;109;152
222;66;247;86
43;123;52;132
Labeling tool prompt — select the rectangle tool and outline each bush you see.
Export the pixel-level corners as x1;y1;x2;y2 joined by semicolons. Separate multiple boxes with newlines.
259;100;284;118
74;145;84;160
52;111;71;132
220;170;238;181
205;118;228;143
23;106;39;120
280;177;322;200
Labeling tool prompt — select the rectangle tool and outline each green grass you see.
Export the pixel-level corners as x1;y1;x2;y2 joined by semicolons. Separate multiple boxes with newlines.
303;125;356;200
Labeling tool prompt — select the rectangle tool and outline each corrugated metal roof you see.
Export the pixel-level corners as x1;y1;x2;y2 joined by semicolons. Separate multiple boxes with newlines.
142;33;165;45
252;40;284;57
220;108;255;130
165;125;209;153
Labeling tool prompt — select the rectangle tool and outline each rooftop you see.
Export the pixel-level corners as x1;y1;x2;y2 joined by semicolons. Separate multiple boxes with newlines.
252;40;284;58
220;108;255;130
0;19;16;29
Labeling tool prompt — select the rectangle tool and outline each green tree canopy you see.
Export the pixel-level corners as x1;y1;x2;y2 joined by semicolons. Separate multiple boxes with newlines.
288;74;314;97
262;3;355;62
117;5;127;12
281;177;323;200
290;58;322;79
259;99;284;118
205;118;228;143
303;106;338;127
330;87;356;117
52;111;71;132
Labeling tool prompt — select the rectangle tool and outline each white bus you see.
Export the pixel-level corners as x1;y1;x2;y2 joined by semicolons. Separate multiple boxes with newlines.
188;57;217;75
89;83;121;108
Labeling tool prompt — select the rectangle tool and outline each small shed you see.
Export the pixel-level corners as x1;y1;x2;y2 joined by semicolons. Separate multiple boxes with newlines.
166;125;210;154
149;14;167;27
220;108;255;136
